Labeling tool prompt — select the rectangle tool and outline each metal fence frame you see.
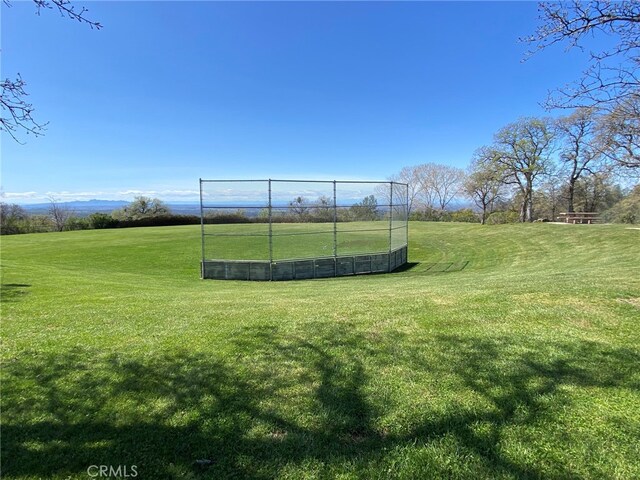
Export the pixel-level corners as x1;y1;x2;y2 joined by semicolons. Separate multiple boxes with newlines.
199;178;409;280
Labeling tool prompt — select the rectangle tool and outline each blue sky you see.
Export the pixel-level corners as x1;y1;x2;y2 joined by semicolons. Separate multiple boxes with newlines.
2;1;598;204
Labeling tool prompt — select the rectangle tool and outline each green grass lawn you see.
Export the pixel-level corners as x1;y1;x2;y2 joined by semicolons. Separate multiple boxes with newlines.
2;222;639;479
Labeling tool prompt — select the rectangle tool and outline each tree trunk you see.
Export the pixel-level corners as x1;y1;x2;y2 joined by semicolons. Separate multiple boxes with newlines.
524;176;534;222
567;181;576;213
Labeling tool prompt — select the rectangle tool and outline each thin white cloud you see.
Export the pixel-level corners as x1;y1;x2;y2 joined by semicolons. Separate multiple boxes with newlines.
1;189;204;204
2;182;390;205
1;191;40;199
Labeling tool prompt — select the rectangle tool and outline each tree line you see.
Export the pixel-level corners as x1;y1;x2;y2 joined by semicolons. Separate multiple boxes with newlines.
0;196;187;235
391;107;639;225
380;0;640;225
0;194;387;235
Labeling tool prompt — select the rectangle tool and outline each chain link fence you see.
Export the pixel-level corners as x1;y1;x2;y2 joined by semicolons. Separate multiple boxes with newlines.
200;179;408;280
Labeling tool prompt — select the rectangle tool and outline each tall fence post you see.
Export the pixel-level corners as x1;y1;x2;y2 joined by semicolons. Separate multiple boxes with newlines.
199;178;205;279
405;183;409;260
333;180;338;256
388;181;394;272
268;179;273;281
333;180;338;276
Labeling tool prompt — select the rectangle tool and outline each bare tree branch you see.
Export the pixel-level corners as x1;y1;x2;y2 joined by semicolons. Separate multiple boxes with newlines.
597;94;640;168
0;74;48;144
1;0;101;143
387;166;423;215
555;108;610;211
524;1;640;111
32;0;102;29
47;195;74;231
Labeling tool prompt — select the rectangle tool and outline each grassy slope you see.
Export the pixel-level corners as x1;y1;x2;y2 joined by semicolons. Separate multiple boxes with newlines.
1;223;639;479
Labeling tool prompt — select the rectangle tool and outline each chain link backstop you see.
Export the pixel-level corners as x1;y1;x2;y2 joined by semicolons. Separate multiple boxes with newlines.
199;179;408;280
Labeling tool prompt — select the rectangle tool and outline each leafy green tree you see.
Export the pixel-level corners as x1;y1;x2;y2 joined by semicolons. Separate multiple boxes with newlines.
491;117;556;222
349;195;379;221
603;184;640;223
465;147;505;224
571;172;624;212
112;196;170;221
533;177;565;221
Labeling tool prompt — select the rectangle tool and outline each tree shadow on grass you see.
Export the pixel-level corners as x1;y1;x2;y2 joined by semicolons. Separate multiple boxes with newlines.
2;324;639;479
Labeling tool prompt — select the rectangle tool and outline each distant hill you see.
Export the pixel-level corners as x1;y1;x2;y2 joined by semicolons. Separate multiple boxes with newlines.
21;200;201;217
18;198;475;217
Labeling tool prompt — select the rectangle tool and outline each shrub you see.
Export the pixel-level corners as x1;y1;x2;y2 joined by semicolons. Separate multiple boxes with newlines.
450;209;479;223
116;214;201;228
411;208;480;222
0;203;28;235
602;186;640;224
485;211;520;225
21;215;55;233
349;195;379;221
64;217;90;231
205;212;254;224
88;213;119;229
410;208;450;222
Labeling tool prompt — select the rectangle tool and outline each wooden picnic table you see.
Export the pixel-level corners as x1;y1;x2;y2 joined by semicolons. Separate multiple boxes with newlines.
556;212;600;224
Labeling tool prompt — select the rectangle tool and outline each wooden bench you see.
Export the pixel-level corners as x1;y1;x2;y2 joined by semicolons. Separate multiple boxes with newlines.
557;212;600;224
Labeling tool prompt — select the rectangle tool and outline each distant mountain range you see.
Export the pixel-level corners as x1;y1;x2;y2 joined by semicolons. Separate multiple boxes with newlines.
18;198;476;217
21;200;201;216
